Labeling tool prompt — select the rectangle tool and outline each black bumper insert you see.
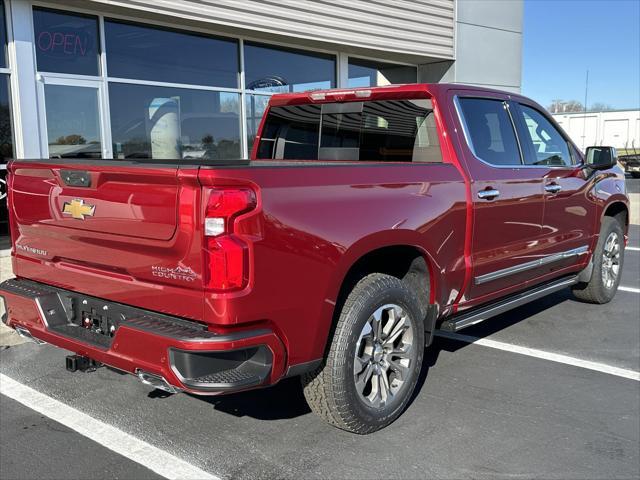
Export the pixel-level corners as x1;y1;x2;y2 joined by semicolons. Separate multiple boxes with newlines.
170;346;272;391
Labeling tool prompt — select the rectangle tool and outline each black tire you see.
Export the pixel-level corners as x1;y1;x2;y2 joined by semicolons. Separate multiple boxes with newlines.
572;217;625;304
302;273;425;434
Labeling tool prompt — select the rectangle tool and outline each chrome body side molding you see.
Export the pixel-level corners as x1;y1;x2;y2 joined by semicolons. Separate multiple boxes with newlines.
474;246;589;285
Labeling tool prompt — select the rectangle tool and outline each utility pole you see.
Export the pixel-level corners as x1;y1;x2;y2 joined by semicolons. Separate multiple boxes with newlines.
582;69;589;150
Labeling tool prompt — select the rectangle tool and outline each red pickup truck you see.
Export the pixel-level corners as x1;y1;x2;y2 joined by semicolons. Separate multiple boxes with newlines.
1;84;629;434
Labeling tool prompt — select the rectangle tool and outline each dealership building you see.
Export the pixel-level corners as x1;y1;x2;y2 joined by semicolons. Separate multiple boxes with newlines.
0;0;523;233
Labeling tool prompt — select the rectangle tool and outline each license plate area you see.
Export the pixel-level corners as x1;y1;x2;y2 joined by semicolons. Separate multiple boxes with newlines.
73;296;124;338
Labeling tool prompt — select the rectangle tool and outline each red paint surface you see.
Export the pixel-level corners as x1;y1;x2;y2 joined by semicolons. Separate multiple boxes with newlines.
2;83;629;391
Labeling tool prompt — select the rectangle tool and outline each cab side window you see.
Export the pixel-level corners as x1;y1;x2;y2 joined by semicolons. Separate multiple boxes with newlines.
457;98;522;166
517;105;572;166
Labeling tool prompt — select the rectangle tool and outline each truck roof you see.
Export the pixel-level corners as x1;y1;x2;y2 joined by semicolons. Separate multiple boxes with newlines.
267;83;528;107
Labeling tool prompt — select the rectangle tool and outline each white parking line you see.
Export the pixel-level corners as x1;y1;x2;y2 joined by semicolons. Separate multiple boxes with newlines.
0;374;219;480
619;286;640;293
626;247;640;251
435;331;640;382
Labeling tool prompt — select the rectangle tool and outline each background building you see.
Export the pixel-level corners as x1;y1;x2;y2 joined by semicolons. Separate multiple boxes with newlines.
0;0;524;234
552;109;640;152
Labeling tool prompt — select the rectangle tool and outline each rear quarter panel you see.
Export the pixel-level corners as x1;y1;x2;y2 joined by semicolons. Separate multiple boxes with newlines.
200;163;466;365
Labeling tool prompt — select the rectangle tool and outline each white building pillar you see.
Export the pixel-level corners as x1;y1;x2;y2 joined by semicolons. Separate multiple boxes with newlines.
7;0;42;158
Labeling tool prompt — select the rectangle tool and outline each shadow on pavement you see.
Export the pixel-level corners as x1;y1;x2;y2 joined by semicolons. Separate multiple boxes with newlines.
189;376;311;420
187;288;577;422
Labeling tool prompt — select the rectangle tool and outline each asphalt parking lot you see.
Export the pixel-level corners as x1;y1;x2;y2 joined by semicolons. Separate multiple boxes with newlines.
1;182;639;479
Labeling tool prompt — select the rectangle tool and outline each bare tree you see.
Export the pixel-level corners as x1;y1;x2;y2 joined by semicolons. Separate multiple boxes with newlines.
548;99;564;113
547;99;585;113
590;102;613;112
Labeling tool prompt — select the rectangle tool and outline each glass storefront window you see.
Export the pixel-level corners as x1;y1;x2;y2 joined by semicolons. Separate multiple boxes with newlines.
109;83;241;160
33;8;100;76
245;94;270;153
244;42;335;93
0;74;12;160
105;21;239;87
0;1;7;68
45;84;102;158
348;58;417;88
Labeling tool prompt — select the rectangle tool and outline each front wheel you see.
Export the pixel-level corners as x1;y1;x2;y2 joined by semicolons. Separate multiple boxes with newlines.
302;273;425;434
573;217;625;303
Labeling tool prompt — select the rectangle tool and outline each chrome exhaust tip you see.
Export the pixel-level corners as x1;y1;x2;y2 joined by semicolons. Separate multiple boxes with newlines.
136;369;180;394
14;326;46;345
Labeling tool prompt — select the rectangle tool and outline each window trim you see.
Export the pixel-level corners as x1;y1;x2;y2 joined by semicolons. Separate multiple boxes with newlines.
32;6;102;77
454;95;525;168
37;76;109;159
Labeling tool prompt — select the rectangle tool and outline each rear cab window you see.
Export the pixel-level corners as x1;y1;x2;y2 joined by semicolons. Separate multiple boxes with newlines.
257;99;442;163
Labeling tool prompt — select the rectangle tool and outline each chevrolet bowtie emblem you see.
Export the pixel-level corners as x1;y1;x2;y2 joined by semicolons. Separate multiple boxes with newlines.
62;199;95;220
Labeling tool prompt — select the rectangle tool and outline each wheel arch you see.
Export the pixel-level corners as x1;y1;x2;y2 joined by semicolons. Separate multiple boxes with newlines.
317;231;441;360
602;200;629;232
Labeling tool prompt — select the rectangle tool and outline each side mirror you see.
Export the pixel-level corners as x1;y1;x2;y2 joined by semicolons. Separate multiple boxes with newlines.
585;146;618;170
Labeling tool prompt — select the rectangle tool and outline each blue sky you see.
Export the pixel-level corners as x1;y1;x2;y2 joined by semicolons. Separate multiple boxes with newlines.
522;0;640;110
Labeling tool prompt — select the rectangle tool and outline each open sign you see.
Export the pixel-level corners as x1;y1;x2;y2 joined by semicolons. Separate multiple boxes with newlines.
33;8;99;75
37;30;91;57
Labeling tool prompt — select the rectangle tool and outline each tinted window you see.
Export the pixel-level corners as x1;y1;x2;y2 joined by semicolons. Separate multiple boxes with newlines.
518;104;572;166
257;104;321;160
257;100;441;163
109;83;241;160
348;58;417;88
244;43;335;93
33;8;100;76
0;1;7;68
105;21;238;87
458;98;521;166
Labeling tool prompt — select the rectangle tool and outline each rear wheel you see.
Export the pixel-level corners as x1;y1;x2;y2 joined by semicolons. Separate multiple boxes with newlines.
302;273;425;434
573;217;625;303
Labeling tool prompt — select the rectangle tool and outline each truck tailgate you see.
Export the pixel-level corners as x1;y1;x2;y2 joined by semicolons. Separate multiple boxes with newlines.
8;160;205;320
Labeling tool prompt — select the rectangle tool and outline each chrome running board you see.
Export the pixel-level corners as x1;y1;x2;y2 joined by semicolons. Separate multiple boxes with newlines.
440;276;578;332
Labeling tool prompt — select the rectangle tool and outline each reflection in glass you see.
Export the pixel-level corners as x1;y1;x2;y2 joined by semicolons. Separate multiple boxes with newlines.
244;42;335;93
45;85;102;159
105;20;239;87
0;74;12;160
258;100;440;163
109;83;241;160
348;58;416;88
245;94;270;154
33;8;100;76
0;1;7;68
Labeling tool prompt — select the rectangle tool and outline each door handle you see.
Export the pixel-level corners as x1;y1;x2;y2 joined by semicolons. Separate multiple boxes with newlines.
545;184;562;193
477;188;500;200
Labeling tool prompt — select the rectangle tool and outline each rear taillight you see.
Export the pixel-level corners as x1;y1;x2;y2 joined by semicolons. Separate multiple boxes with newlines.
203;187;257;291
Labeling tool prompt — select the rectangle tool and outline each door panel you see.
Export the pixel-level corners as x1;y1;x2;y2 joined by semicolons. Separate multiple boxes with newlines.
512;102;595;270
541;168;595;268
453;93;547;301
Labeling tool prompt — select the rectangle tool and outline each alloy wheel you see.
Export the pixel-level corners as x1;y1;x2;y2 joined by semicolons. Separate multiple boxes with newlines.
353;304;414;409
601;231;621;289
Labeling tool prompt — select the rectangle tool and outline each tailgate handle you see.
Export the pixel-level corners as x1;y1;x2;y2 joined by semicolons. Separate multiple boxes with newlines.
61;170;91;188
